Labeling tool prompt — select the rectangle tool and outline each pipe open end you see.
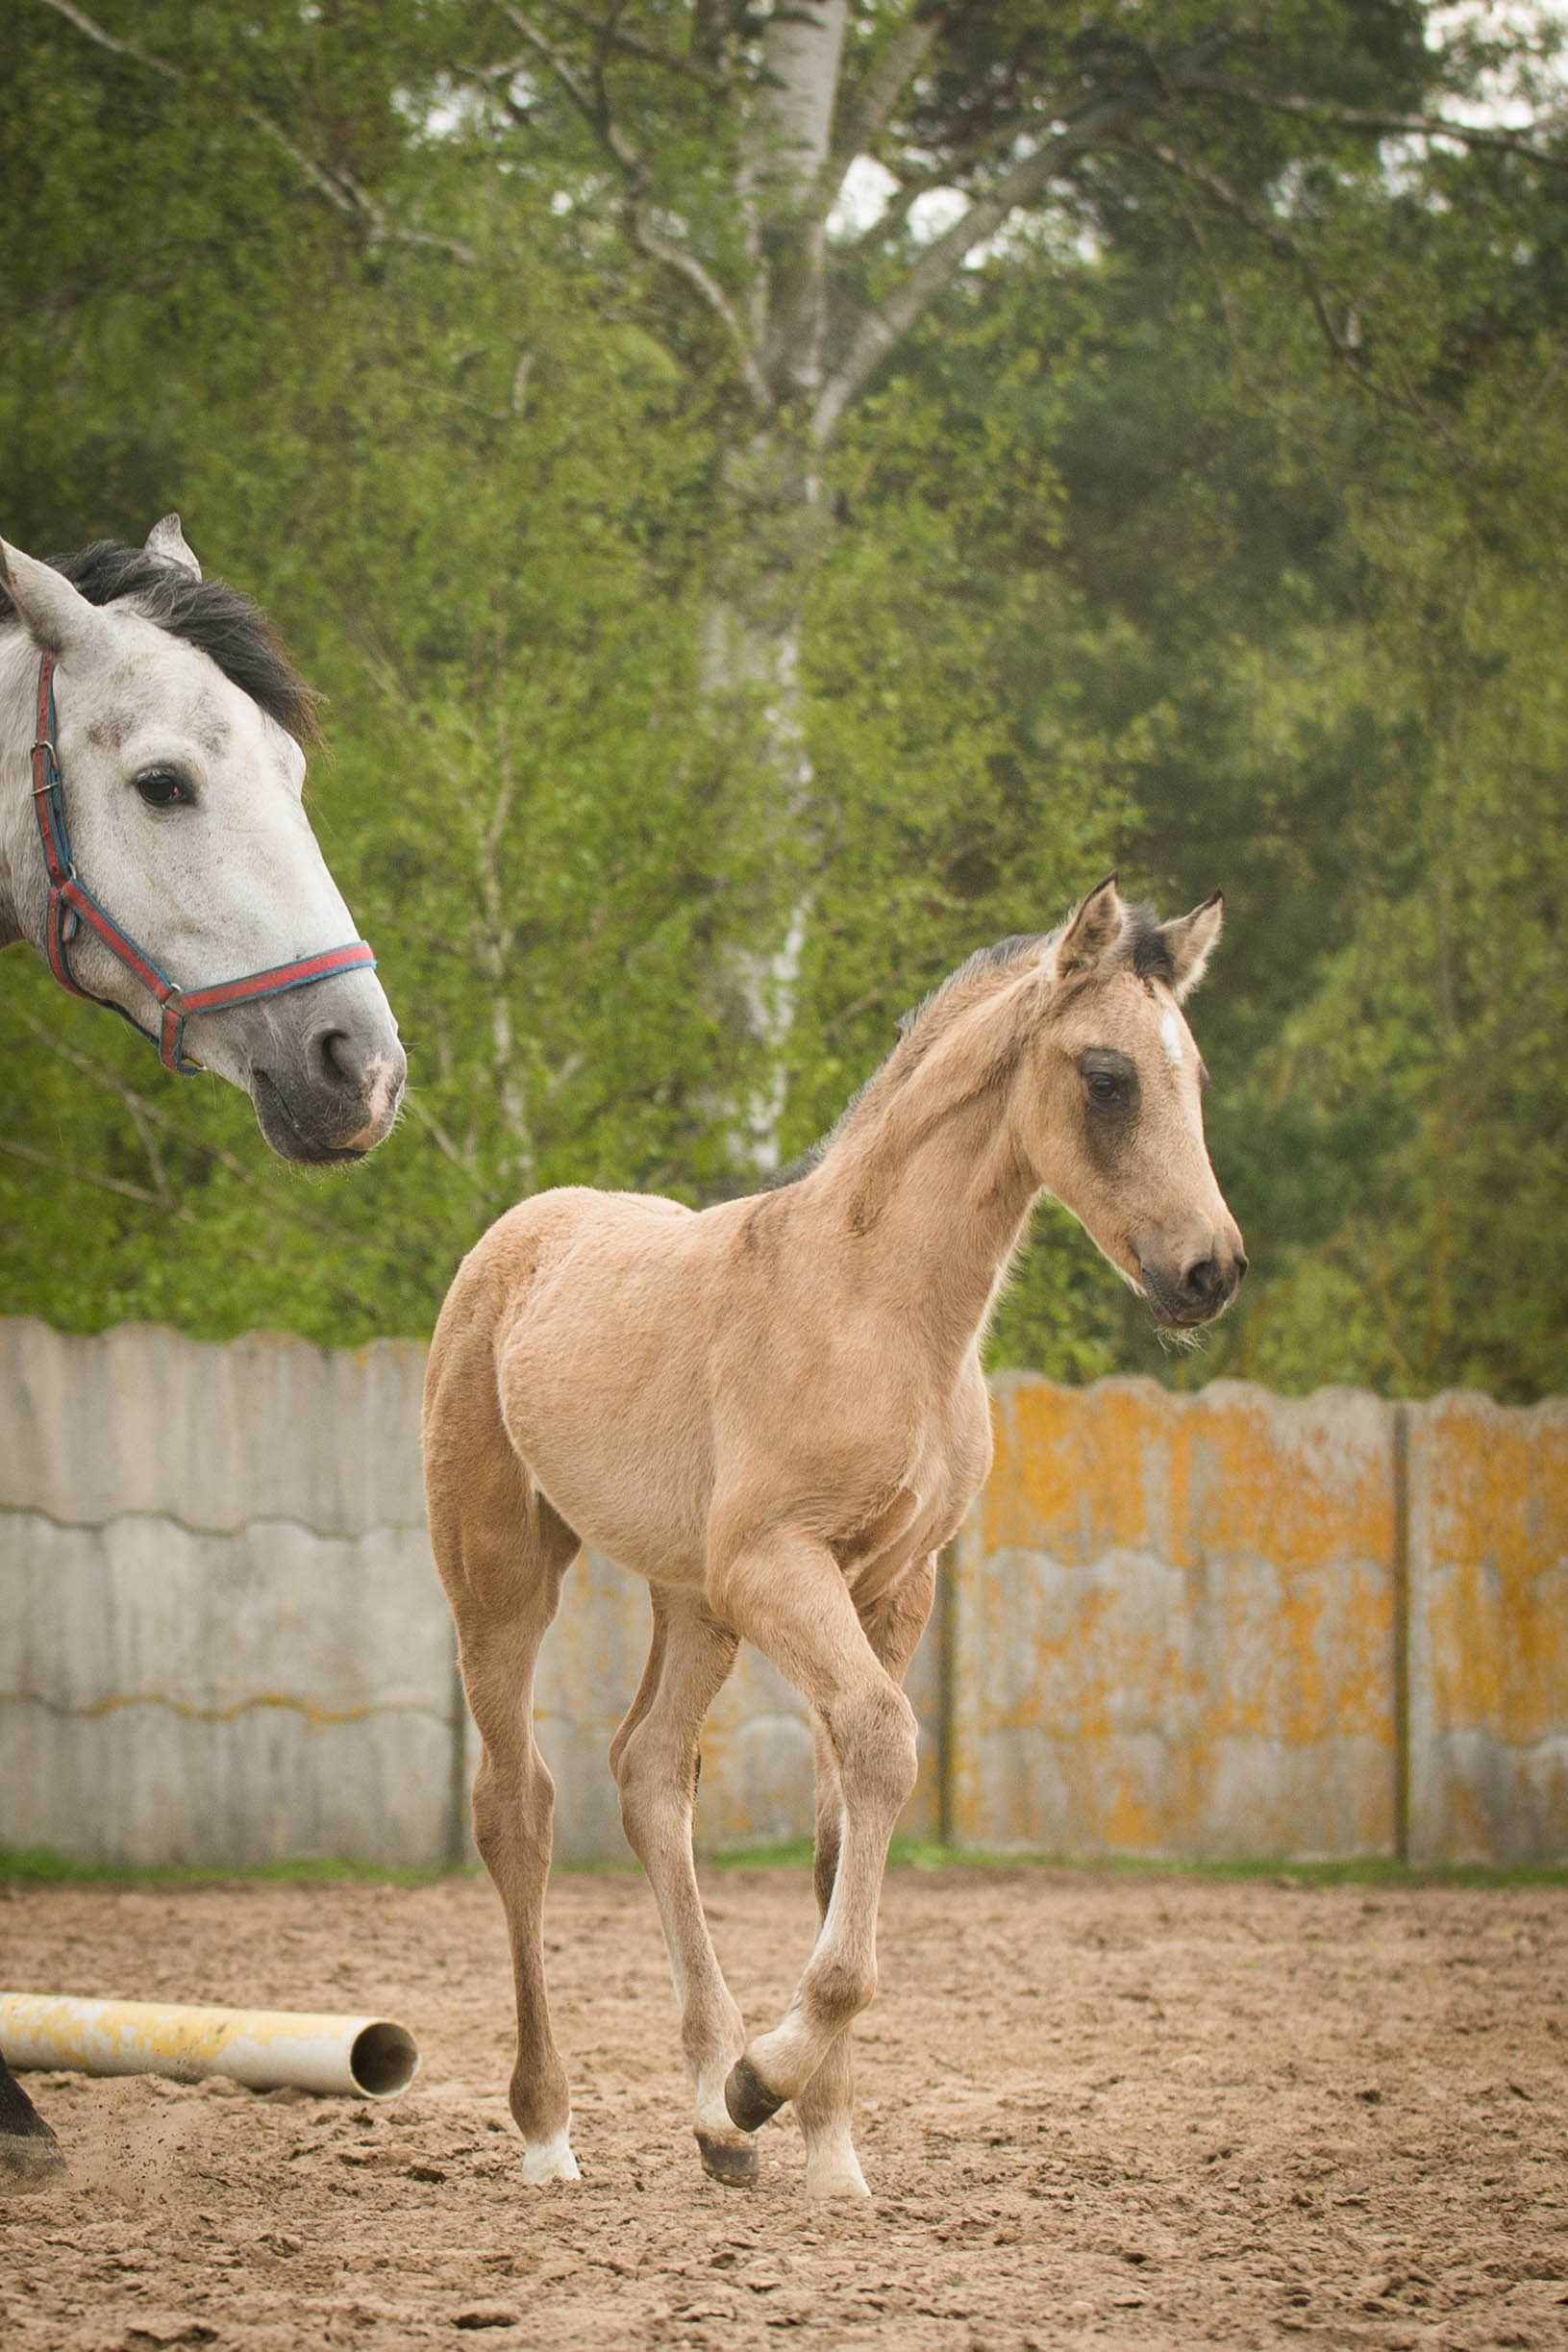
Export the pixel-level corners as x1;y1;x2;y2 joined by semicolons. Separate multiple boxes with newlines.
349;2020;419;2099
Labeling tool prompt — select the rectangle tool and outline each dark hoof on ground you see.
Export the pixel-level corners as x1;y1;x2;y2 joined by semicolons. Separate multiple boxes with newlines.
0;2107;65;2190
724;2058;784;2136
696;2131;759;2187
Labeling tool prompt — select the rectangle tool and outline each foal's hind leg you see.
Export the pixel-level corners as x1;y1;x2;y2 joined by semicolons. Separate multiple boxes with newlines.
794;1556;937;2199
425;1326;581;2185
709;1531;920;2146
611;1587;754;2186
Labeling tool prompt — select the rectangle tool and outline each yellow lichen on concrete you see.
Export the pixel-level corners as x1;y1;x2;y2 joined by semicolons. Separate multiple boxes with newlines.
956;1378;1400;1860
1416;1396;1567;1742
1408;1393;1568;1863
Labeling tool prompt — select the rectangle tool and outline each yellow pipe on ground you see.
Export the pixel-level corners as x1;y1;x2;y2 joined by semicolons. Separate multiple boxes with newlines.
0;1991;418;2099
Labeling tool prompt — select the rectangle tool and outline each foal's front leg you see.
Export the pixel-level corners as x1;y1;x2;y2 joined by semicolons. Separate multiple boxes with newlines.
611;1587;753;2185
709;1531;920;2153
794;1555;937;2198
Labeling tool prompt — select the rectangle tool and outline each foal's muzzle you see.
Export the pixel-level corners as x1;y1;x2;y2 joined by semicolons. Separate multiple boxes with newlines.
1137;1236;1248;1329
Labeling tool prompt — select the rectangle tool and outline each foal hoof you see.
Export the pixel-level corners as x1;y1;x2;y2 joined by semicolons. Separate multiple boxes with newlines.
696;2131;759;2188
724;2057;784;2136
520;2131;581;2187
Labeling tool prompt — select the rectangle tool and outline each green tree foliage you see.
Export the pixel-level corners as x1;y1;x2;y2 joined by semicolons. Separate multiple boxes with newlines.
1;2;1564;1397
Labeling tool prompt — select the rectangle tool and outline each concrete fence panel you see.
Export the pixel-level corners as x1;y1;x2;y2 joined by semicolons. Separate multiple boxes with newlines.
0;1321;451;1869
0;1512;453;1868
950;1377;1400;1860
0;1319;429;1535
1;1323;1563;1868
1406;1392;1568;1865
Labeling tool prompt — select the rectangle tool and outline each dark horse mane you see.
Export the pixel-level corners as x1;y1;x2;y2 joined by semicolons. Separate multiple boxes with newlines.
0;540;321;746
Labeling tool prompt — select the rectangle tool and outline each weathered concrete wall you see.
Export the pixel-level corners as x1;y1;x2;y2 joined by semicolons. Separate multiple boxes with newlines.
1;1325;1562;1868
0;1321;937;1868
951;1377;1400;1861
1406;1392;1568;1865
0;1322;449;1869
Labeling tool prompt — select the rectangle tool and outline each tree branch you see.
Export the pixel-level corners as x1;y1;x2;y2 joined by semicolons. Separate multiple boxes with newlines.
499;6;769;407
33;0;480;265
501;5;642;176
0;1138;181;1212
629;211;774;409
401;1088;485;1181
1182;75;1568;171
550;1;724;90
0;1138;280;1271
1127;135;1466;444
822;7;946;199
813;89;1144;441
29;0;177;79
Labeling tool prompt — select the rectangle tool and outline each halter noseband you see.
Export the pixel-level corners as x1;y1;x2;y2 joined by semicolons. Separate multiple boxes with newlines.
29;651;376;1075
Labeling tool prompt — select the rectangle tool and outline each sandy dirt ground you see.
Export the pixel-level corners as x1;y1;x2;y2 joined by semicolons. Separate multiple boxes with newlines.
2;1866;1564;2351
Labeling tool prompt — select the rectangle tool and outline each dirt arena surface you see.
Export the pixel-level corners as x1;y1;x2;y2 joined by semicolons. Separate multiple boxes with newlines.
2;1866;1564;2351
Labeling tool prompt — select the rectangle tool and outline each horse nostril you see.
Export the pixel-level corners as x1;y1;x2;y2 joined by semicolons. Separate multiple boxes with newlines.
314;1028;360;1095
1234;1251;1249;1284
1182;1256;1222;1306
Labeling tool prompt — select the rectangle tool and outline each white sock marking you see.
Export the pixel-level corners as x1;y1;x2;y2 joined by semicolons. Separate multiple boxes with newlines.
521;2128;581;2185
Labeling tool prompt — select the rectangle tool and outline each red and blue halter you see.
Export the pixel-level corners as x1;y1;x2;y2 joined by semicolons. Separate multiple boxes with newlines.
30;651;376;1075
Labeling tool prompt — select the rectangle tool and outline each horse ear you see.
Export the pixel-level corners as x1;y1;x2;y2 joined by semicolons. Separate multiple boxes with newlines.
1158;892;1225;1003
1052;874;1127;983
0;540;111;660
145;513;201;580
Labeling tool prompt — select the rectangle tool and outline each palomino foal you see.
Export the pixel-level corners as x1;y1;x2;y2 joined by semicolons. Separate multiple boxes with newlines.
425;878;1244;2197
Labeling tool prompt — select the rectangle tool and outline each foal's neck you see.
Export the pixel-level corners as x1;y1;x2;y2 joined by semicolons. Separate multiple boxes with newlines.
806;1015;1040;1370
0;628;37;952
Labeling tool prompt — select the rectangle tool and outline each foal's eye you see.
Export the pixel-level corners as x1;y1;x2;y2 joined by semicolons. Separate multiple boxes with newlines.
1079;1051;1136;1113
135;771;196;810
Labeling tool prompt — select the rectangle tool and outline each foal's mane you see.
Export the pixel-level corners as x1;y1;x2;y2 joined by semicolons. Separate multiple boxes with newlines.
768;903;1177;1190
0;541;321;747
768;933;1051;1189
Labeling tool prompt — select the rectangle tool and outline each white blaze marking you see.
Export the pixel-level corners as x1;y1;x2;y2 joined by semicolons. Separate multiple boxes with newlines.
1159;1010;1184;1069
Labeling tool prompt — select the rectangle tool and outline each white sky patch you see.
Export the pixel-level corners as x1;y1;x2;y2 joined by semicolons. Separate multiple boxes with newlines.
828;152;1096;264
831;155;898;238
1160;1010;1185;1071
1427;4;1568;129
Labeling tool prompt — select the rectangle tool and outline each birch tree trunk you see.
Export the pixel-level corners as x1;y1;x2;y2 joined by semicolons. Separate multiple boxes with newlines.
706;2;845;1168
701;432;821;1169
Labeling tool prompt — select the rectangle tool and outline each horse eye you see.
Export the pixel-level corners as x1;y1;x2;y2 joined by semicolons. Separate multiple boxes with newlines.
1086;1070;1122;1104
135;771;195;810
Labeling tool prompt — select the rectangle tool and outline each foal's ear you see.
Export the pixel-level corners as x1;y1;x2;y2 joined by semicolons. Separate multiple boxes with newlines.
1052;874;1127;984
145;513;202;580
0;540;111;660
1157;892;1225;1003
